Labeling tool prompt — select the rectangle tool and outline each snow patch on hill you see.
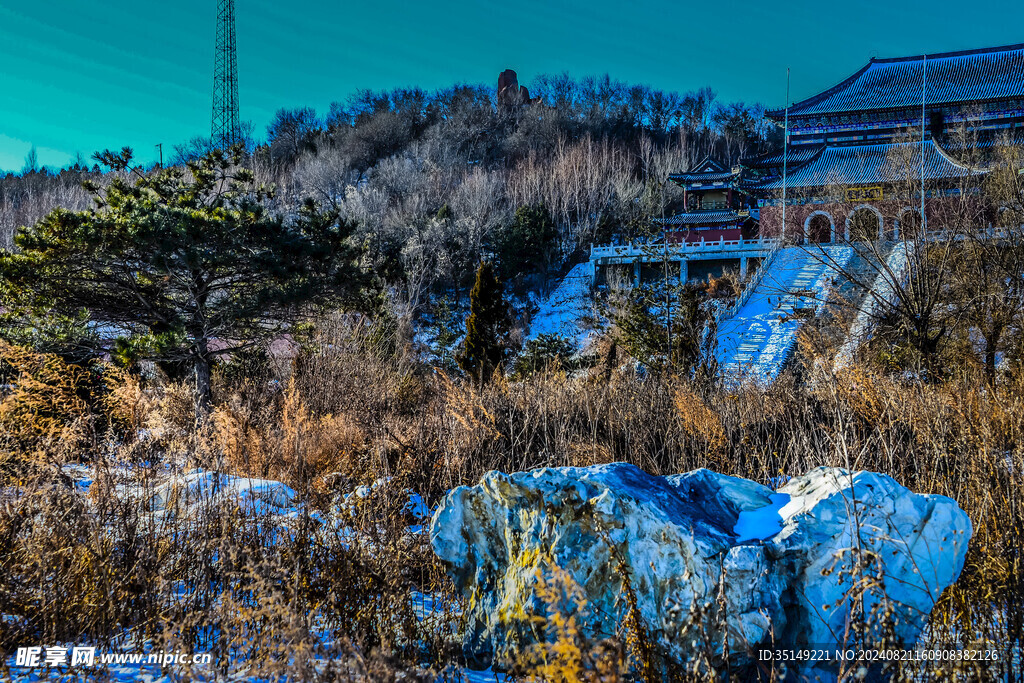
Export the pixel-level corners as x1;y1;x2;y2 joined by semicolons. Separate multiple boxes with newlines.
528;262;594;347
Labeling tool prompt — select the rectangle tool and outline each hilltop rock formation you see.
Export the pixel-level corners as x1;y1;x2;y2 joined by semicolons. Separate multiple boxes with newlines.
430;463;971;674
498;69;540;107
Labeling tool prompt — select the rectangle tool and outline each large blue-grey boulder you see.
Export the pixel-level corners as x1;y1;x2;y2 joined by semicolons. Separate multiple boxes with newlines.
430;463;971;672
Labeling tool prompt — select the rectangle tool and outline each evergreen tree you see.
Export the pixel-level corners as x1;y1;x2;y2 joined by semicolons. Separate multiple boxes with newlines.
513;333;594;377
457;262;511;381
430;296;463;372
607;281;717;379
495;204;558;280
0;146;373;417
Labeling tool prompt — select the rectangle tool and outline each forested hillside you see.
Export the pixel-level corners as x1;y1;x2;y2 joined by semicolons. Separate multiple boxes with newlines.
3;68;1024;682
1;74;777;300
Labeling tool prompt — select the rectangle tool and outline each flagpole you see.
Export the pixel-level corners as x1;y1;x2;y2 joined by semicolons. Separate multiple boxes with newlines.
782;68;790;242
921;54;927;231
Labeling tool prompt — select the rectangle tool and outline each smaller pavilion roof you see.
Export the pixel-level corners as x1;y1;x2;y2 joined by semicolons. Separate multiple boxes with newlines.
668;157;739;184
654;210;746;226
668;170;738;184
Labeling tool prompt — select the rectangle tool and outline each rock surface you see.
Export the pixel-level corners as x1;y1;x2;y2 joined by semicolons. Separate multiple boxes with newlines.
497;69;540;107
768;467;972;649
430;463;971;671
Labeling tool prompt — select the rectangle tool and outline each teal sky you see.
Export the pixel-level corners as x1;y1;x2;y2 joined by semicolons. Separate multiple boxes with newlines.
2;0;1023;172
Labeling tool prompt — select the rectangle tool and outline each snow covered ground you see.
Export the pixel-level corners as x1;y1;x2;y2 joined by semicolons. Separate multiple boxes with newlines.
528;262;594;348
4;466;491;683
716;245;855;384
833;242;912;371
149;469;299;518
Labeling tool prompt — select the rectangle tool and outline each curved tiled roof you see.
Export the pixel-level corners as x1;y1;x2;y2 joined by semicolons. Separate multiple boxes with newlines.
669;157;737;183
750;140;979;190
940;130;1024;151
742;146;825;169
668;170;737;183
655;210;745;225
770;43;1024;118
690;157;727;173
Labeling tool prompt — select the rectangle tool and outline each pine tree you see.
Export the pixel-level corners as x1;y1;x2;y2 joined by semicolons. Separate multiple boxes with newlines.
495;204;558;280
457;262;511;381
606;281;716;378
0;147;373;417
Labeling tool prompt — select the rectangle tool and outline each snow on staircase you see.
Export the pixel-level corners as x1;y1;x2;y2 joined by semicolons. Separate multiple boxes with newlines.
716;245;855;384
833;242;914;371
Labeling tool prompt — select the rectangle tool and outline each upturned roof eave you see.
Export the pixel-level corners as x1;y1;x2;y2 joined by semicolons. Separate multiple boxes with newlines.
743;139;987;192
769;94;1024;121
765;42;1024;120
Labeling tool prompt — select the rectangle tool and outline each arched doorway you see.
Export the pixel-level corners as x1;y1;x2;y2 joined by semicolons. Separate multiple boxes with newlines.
846;205;884;242
805;211;834;244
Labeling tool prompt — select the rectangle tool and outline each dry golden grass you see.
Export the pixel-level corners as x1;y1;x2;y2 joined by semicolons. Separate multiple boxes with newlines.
0;322;1021;680
673;385;727;468
201;378;370;493
513;563;627;683
0;341;98;474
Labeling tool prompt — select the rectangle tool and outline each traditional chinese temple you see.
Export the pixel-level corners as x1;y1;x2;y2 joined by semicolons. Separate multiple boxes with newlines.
773;44;1024;147
660;158;757;243
751;42;1024;242
589;158;773;286
589;42;1024;286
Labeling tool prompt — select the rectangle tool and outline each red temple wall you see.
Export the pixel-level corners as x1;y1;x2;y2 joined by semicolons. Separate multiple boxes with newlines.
757;196;992;242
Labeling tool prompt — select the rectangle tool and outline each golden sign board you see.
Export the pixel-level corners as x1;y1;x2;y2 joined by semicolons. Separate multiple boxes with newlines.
846;186;883;202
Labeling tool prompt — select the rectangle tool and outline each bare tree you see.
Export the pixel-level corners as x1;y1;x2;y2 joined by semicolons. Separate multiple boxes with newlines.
21;146;39;175
793;130;984;375
294;146;358;209
267;107;321;165
949;139;1024;383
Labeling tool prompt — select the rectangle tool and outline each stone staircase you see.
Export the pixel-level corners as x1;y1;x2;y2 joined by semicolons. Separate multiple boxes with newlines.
832;242;912;370
716;245;855;384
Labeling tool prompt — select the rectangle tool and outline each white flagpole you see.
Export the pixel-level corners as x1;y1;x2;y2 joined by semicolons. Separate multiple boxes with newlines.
782;68;790;242
921;54;927;231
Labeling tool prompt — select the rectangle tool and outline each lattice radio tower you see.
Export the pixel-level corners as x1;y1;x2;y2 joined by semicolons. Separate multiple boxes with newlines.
212;0;240;148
